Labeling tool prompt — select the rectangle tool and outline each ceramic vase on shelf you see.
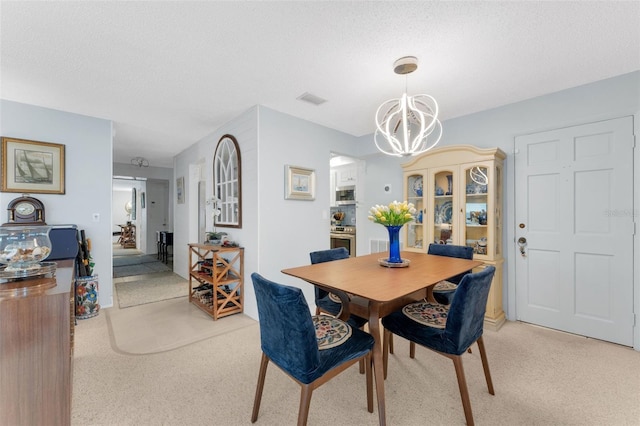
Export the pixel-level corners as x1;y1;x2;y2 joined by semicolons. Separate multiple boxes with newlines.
386;225;403;264
75;275;100;319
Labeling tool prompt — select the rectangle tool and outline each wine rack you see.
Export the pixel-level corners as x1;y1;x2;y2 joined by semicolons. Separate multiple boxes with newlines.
188;243;244;320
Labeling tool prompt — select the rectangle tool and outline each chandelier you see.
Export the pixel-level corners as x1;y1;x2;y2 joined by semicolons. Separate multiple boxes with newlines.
374;56;442;157
131;157;149;167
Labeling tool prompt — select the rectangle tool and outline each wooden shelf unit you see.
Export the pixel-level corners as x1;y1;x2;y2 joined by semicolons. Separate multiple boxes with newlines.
188;243;244;320
119;224;136;248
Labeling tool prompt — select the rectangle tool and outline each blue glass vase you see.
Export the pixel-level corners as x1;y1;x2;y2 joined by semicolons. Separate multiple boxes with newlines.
386;225;403;264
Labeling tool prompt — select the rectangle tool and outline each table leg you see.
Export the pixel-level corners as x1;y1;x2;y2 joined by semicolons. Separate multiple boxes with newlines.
367;303;386;426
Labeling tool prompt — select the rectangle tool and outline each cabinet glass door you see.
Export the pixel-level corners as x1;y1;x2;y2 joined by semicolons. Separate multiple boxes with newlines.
463;164;489;256
494;164;502;257
405;173;425;249
433;170;455;245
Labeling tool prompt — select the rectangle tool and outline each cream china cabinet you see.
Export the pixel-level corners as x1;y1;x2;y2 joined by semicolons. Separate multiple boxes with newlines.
402;145;506;330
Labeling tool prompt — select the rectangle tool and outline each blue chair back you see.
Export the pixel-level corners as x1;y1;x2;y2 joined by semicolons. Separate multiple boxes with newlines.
427;244;474;284
309;247;349;301
251;273;320;383
444;266;496;352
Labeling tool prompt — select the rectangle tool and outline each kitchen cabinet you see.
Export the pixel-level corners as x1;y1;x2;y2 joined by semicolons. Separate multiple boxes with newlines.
329;171;337;207
402;145;506;330
335;164;357;185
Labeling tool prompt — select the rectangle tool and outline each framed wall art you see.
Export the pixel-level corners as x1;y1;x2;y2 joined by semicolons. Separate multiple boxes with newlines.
176;176;185;204
1;137;65;194
284;165;315;201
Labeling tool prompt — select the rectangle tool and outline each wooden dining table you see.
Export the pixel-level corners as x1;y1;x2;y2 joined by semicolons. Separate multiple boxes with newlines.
282;251;483;426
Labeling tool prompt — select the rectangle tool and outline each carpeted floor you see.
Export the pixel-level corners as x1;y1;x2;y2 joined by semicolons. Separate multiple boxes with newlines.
106;300;256;354
113;254;171;277
73;314;640;425
115;273;189;308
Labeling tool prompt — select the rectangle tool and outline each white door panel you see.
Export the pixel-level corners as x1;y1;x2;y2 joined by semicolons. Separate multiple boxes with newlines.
515;116;634;346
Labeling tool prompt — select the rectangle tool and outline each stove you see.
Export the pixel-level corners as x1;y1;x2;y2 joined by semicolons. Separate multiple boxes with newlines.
330;225;356;235
330;226;356;256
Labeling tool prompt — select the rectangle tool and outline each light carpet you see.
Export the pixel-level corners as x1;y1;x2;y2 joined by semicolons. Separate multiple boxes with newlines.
115;273;189;308
74;314;640;425
106;298;256;355
113;258;171;278
113;247;142;256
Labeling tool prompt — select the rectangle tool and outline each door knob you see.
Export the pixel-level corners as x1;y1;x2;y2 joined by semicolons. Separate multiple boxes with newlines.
517;237;527;257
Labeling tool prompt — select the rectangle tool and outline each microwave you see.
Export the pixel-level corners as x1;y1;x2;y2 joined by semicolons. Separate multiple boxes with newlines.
335;185;356;205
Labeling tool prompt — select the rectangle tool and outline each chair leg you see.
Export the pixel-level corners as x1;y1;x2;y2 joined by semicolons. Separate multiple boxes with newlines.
366;353;374;413
382;328;390;380
452;355;474;426
409;341;416;358
476;336;495;395
251;353;270;423
298;384;313;426
358;325;366;374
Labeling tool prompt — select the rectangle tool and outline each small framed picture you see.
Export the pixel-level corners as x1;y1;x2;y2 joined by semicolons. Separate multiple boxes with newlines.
176;176;185;204
285;165;315;201
1;137;65;194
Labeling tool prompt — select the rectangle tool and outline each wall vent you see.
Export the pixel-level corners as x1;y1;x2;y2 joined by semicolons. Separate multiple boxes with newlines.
369;239;389;254
296;92;327;106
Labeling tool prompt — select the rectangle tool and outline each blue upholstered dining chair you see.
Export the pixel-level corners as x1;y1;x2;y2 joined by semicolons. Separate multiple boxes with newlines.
394;244;475;359
309;247;368;329
428;243;475;305
381;266;496;426
250;273;375;426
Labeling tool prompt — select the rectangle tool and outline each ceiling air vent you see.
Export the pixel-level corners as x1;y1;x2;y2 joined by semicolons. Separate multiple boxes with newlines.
296;92;327;106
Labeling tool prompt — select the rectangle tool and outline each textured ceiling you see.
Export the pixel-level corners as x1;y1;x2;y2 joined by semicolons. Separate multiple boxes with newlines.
2;1;639;168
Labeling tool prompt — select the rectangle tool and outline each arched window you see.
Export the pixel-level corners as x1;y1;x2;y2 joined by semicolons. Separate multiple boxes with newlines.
213;134;241;228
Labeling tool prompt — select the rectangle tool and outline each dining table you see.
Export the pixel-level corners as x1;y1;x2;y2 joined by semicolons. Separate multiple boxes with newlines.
281;250;483;426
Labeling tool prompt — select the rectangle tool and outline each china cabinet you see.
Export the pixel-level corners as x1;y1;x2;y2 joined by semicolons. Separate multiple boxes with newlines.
402;145;506;330
188;243;244;320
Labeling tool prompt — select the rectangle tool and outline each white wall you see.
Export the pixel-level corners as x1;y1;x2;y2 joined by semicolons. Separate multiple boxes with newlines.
255;107;362;316
0;100;114;307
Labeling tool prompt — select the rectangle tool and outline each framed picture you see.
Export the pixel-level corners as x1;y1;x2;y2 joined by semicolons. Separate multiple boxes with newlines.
1;137;65;194
285;165;315;200
176;176;185;204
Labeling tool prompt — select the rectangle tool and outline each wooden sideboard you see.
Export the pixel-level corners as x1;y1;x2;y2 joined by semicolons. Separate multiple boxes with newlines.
0;260;75;426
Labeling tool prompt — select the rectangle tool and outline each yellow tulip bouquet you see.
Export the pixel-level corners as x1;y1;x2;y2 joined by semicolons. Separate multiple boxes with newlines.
367;200;416;226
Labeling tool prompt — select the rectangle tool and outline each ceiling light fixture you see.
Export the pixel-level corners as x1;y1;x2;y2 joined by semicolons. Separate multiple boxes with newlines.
470;166;489;185
131;157;149;168
374;56;442;157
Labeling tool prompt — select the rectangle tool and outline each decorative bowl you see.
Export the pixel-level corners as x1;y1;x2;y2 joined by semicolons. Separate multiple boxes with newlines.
0;226;52;271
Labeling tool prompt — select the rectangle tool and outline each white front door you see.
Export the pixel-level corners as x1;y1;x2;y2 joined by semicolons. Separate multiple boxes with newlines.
515;116;635;346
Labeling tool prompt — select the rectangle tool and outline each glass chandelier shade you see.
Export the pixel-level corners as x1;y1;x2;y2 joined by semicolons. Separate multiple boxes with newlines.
374;56;442;157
